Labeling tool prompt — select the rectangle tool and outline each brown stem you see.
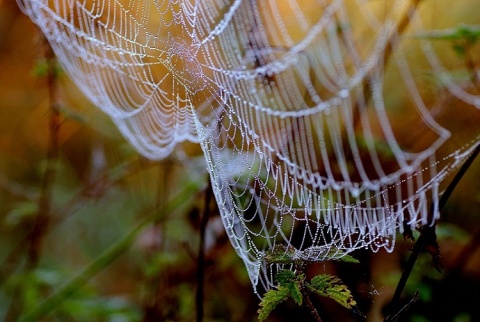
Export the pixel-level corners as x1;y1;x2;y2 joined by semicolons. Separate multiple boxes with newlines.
4;35;60;322
196;178;213;322
303;290;324;322
141;162;171;322
385;290;420;322
27;37;60;269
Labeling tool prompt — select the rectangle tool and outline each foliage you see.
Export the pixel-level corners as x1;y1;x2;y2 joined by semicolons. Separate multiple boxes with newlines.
5;268;141;321
418;24;480;57
258;267;358;321
264;244;360;266
258;285;292;321
418;23;480;88
0;1;479;321
307;275;357;310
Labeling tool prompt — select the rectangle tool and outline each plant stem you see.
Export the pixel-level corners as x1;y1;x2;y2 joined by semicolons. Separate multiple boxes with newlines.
385;142;479;321
27;36;60;269
386;290;419;322
4;35;60;322
436;143;480;213
196;178;213;322
303;291;324;322
385;233;425;322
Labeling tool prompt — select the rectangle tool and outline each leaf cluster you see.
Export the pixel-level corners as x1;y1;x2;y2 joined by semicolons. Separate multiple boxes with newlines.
258;269;358;321
264;244;360;266
306;275;357;310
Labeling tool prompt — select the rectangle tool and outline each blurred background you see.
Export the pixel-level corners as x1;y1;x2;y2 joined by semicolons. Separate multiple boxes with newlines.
0;0;479;321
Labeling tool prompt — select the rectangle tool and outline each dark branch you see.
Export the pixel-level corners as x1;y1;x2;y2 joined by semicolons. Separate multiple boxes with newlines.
196;178;213;322
385;142;479;320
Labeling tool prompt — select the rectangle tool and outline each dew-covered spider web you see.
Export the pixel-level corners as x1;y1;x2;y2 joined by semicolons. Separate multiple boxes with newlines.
19;0;480;292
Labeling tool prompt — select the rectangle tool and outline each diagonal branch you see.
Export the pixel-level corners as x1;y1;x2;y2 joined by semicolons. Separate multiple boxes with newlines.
385;142;479;321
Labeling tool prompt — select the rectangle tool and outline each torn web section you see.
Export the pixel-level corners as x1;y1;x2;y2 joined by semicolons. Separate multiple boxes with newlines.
18;0;214;160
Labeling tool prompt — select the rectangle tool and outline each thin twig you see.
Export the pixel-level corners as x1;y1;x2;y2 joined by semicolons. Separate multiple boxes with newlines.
386;290;420;322
295;263;324;322
384;234;425;322
27;35;60;269
435;143;480;214
303;292;324;322
141;161;173;321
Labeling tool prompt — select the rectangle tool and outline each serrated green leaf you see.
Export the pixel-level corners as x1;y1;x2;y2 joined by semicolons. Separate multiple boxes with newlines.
336;254;360;264
258;287;290;321
264;244;297;264
308;274;357;309
275;269;296;285
287;282;303;306
310;274;338;289
296;246;359;264
324;284;357;309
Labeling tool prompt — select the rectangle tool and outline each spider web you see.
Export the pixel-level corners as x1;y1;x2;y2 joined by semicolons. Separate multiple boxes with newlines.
19;0;480;292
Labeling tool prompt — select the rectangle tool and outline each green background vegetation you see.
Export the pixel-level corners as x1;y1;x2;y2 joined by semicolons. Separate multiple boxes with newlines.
0;1;479;321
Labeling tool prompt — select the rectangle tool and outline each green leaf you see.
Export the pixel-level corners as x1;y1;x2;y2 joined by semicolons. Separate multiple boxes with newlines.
300;246;360;264
264;244;297;264
416;24;480;58
275;269;296;285
257;287;290;321
335;254;360;264
452;24;480;44
308;274;357;309
4;201;38;228
259;269;306;320
265;244;359;265
416;24;480;42
31;59;64;78
287;282;303;306
275;270;303;305
310;274;335;289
